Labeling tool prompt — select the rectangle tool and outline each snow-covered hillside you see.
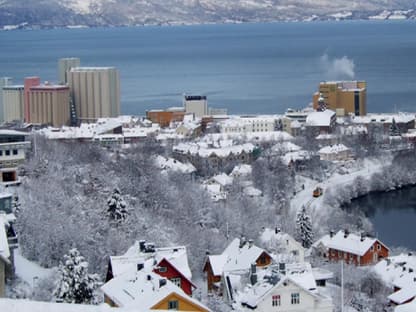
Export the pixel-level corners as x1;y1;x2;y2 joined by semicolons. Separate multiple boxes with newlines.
0;0;415;28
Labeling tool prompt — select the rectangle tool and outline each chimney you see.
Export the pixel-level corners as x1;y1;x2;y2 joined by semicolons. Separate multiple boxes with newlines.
239;236;246;249
248;239;254;248
137;262;144;271
275;227;281;234
344;229;349;238
139;240;146;252
329;230;334;238
159;279;167;288
360;233;365;242
147;275;152;281
250;263;257;285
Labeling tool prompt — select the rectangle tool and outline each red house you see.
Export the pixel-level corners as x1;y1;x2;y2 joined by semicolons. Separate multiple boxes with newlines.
153;257;196;296
106;241;196;296
314;230;389;266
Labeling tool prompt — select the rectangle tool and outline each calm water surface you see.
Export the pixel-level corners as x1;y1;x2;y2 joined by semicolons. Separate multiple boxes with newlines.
347;186;416;250
0;21;416;115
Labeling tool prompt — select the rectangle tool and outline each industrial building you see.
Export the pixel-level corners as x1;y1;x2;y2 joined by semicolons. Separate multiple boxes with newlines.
312;81;367;116
68;67;120;122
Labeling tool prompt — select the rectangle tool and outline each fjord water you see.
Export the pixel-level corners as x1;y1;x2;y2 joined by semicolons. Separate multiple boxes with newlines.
347;187;416;250
1;21;416;115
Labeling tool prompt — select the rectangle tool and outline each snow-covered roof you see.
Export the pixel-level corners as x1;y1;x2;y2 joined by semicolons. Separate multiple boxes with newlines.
202;131;293;143
207;255;228;276
395;298;416;312
243;186;262;197
154;155;196;174
102;269;210;311
316;230;385;256
319;144;350;155
173;142;255;158
212;173;233;186
352;113;415;125
110;242;192;281
0;299;139;312
281;150;311;166
388;286;416;305
260;228;301;250
230;164;252;177
0;129;28;137
271;141;301;154
306;110;336;127
207;238;270;276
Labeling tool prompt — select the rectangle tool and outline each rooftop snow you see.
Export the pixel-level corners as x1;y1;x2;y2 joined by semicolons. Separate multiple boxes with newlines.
318;230;381;256
319;144;350;154
306;110;335;127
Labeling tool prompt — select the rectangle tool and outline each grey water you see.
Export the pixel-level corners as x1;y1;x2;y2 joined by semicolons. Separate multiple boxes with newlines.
0;21;416;115
346;186;416;250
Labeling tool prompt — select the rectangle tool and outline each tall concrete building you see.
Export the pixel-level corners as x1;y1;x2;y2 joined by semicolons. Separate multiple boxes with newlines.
24;77;41;122
183;95;208;118
58;58;81;84
68;67;120;122
0;78;13;122
28;84;70;127
2;86;24;122
312;81;367;116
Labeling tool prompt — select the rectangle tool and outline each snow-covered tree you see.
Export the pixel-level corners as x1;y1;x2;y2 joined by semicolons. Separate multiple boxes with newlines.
106;188;128;224
54;248;100;304
295;206;313;248
389;118;401;136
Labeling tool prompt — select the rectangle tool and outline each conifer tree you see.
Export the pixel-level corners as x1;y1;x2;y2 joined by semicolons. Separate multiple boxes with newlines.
106;188;128;224
389;118;401;136
54;248;100;304
295;205;314;248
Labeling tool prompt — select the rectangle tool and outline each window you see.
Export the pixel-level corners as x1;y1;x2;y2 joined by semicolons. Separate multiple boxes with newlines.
5;150;10;156
159;266;167;273
272;295;281;306
0;151;2;156
168;300;179;310
377;244;381;251
12;149;18;155
170;277;181;288
291;293;300;304
370;245;374;251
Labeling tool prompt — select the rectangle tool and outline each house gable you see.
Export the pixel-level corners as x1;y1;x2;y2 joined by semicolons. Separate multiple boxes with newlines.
151;292;210;312
154;258;196;296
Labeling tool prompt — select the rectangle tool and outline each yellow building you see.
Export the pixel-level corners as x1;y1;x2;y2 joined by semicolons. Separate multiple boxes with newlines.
313;81;367;116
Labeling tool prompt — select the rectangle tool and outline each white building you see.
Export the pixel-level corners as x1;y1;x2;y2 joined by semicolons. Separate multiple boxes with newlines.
183;95;207;118
231;263;333;312
219;116;277;134
318;144;351;162
260;228;305;263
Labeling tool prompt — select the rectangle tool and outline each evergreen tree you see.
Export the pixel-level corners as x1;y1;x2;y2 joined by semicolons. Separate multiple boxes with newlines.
106;188;128;224
295;206;314;248
54;248;100;304
389;118;401;136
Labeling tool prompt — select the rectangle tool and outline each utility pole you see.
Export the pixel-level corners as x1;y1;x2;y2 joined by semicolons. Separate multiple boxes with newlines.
341;259;344;312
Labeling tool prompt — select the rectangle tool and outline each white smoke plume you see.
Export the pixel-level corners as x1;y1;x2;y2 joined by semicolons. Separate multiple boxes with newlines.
320;53;355;80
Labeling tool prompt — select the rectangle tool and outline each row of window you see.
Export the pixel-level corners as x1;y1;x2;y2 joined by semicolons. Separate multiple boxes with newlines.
0;149;18;156
272;293;300;306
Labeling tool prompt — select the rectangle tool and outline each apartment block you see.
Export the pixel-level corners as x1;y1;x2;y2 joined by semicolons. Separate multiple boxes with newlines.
183;95;207;118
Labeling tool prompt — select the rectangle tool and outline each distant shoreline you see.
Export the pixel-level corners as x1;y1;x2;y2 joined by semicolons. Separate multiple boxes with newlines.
1;18;416;32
